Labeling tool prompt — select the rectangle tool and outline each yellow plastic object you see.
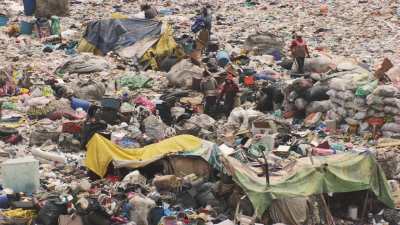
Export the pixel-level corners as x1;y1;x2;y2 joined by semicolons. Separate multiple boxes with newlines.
20;88;29;94
141;24;184;70
77;38;103;56
85;134;202;177
111;12;129;19
1;208;36;219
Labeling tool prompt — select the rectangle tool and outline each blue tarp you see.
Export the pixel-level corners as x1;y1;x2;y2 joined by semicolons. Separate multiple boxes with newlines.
83;18;162;55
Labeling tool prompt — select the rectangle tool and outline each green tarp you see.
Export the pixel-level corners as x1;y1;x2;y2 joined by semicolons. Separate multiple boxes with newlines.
222;152;395;217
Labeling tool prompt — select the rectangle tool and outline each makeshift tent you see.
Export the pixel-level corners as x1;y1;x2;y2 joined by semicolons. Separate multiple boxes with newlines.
85;134;220;177
222;152;395;217
78;18;162;55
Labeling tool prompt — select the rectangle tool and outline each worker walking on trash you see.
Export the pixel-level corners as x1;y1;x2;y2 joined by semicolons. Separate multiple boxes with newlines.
290;34;310;74
219;74;239;117
200;70;218;116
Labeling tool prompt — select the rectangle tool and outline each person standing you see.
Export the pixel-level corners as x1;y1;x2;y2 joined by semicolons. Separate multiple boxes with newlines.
141;4;158;19
219;75;239;117
290;34;310;74
200;70;218;116
201;6;212;33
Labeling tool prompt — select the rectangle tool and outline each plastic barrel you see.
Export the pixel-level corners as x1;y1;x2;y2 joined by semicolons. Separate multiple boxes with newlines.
23;0;36;16
20;21;33;35
0;16;8;26
71;97;91;111
216;51;230;67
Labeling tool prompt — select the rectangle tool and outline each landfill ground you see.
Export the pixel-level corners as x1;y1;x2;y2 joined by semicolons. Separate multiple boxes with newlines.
0;0;399;225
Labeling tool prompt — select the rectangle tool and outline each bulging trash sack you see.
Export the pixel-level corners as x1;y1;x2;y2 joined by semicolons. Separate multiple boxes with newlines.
294;98;307;110
244;32;284;56
37;199;68;225
36;0;69;17
373;85;398;97
306;100;331;113
329;78;351;91
73;81;105;100
166;59;203;88
143;115;167;140
56;54;110;75
304;55;333;73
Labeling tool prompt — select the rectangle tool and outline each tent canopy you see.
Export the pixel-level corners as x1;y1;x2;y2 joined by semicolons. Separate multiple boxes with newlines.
222;152;395;217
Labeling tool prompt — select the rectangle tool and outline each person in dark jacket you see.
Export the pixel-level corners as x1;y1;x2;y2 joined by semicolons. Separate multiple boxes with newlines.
141;4;158;19
219;75;239;117
200;70;218;116
201;6;212;32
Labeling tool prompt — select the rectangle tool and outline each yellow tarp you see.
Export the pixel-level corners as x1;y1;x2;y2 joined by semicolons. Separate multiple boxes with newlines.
85;134;202;177
141;24;185;70
77;38;103;56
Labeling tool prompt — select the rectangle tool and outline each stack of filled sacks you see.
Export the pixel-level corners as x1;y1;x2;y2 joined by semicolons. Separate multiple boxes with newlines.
327;73;400;137
325;69;371;132
366;85;400;137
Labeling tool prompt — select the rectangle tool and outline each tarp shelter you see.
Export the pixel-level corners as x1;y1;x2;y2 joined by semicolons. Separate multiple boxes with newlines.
222;152;395;217
85;134;221;177
78;18;162;55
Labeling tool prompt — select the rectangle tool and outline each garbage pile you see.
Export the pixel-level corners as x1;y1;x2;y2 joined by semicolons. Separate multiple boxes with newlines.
0;0;399;225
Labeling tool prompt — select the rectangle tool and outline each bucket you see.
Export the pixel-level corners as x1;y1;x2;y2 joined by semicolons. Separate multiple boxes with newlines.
0;195;9;209
348;205;358;220
20;21;33;35
71;97;91;111
23;0;36;16
216;51;230;67
0;15;9;27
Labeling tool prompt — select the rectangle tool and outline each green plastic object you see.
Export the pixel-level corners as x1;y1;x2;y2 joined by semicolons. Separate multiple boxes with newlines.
355;80;378;97
50;16;61;36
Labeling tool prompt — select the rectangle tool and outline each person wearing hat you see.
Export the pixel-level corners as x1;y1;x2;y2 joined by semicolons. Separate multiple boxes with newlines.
290;34;310;74
219;74;239;117
200;70;218;116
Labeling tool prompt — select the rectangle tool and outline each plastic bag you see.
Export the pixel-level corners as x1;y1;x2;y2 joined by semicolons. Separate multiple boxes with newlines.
329;78;350;91
345;117;359;125
384;106;400;115
335;106;347;117
295;98;307;110
373;85;398;97
326;89;337;97
354;111;367;120
38;200;67;225
306;100;331;113
370;104;384;112
336;90;355;101
354;97;367;106
355;80;378;97
331;97;345;107
382;123;400;133
383;98;400;108
366;94;383;105
143;115;167;140
326;110;342;122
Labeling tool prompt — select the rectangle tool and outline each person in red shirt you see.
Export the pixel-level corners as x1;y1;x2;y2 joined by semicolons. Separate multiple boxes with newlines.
290;34;310;74
219;74;239;117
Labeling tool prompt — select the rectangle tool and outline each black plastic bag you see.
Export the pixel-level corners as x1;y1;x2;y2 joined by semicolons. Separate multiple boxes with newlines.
37;199;67;225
